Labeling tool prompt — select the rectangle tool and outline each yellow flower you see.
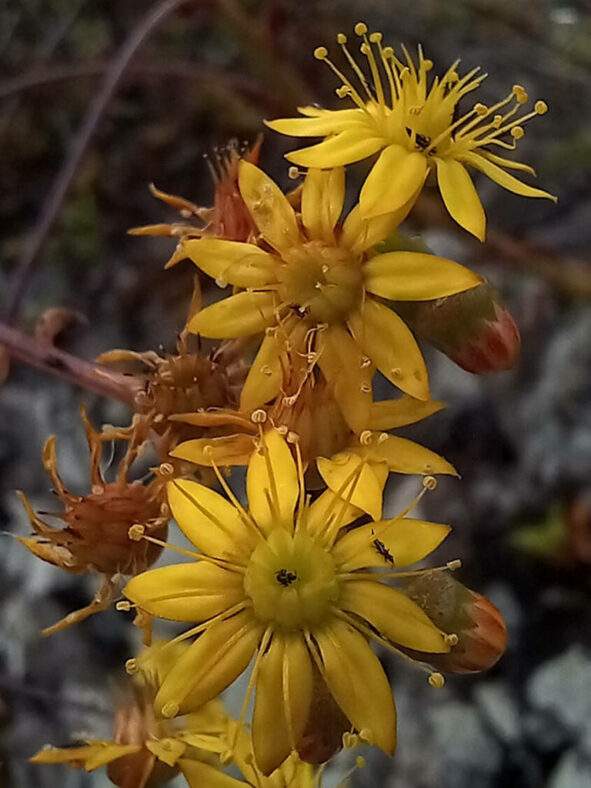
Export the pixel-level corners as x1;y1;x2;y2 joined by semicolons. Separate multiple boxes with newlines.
183;161;482;430
124;429;457;775
31;644;231;788
267;23;556;240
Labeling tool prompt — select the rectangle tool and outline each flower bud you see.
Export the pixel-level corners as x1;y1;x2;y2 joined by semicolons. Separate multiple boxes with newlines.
402;573;507;673
296;668;350;764
395;281;520;375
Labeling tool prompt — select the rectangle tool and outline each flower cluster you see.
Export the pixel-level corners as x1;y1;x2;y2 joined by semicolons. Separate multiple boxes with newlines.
22;21;554;787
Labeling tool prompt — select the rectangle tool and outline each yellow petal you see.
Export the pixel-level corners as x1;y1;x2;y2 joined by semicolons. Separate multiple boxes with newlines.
305;488;363;539
359;144;428;217
123;562;244;622
332;517;451;571
167;479;256;557
301;168;345;243
313;620;396;755
481;150;536;174
357;434;457;476
462;151;557;202
170;434;254;467
265;109;365;136
340;200;413;256
85;744;144;771
369;396;446;431
435;158;486;241
30;744;100;765
146;738;186;767
155;610;262;714
187;291;278;338
253;633;313;775
339;581;449;653
285;130;384;168
183;239;278;287
317;324;372;434
240;329;284;411
180;759;248;788
317;452;385;521
348;299;429;400
364;251;483;300
246;429;299;533
238;161;300;252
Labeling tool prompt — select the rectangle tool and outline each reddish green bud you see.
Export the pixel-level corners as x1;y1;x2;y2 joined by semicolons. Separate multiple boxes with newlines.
402;573;507;674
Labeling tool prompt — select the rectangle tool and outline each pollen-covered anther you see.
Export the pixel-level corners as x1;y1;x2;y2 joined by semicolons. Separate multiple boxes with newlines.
423;475;437;490
251;409;267;423
286;431;299;444
128;524;146;541
535;100;548;114
447;559;462;570
359;430;373;446
288;166;301;180
161;702;180;719
116;601;132;612
474;102;488;116
159;462;174;476
314;46;328;60
354;22;368;36
428;672;445;689
511;126;525;139
125;658;139;675
445;633;459;646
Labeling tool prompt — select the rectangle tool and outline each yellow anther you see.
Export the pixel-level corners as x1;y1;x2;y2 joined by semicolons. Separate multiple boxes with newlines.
474;102;488;115
447;71;459;83
360;384;371;393
511;126;525;139
423;475;437;490
445;633;459;646
215;277;227;288
493;114;503;128
251;409;267;423
358;728;373;744
159;462;174;476
382;46;394;58
390;367;402;378
354;22;368;35
286;431;299;444
276;425;288;435
360;42;371;55
513;84;528;103
369;32;382;43
288;166;300;179
535;100;548;114
116;601;131;612
359;430;373;445
378;432;389;444
161;702;180;718
356;756;366;768
423;59;434;70
337;33;347;44
125;658;139;675
336;85;350;98
429;672;445;689
314;46;328;60
282;394;298;407
203;444;214;456
447;559;462;570
128;524;145;541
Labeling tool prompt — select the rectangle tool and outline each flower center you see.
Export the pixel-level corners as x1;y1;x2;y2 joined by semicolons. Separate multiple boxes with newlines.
243;529;339;630
277;241;363;324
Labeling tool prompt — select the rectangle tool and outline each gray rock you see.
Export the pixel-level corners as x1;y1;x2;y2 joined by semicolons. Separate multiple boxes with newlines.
549;749;591;788
475;681;522;745
527;647;591;734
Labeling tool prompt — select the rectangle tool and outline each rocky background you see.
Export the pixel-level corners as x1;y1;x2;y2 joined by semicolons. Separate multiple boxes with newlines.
1;1;591;786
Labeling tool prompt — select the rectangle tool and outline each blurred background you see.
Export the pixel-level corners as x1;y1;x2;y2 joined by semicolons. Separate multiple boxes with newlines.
1;0;591;786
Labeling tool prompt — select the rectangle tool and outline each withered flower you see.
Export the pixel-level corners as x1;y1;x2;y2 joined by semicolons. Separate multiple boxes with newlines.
18;407;169;635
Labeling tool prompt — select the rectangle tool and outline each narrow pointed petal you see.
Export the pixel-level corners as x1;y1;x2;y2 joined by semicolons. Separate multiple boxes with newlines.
306;488;363;538
145;738;186;767
353;434;457;476
253;634;313;775
341;199;415;256
364;251;483;300
182;239;278;287
188;291;278;338
435;158;486;241
340;581;450;652
238;161;300;252
285;130;384;168
85;744;144;771
170;434;254;467
246;429;299;533
301;168;345;243
317;452;385;521
481;150;536;174
265;109;365;136
462;151;557;201
180;759;248;788
369;396;446;431
123;562;244;622
155;611;262;714
348;300;429;400
317;325;372;434
240;329;284;411
333;517;451;571
167;479;255;557
360;144;427;217
313;620;396;755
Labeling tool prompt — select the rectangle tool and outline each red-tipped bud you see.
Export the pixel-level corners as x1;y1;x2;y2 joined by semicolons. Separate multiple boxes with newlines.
403;573;507;674
395;280;520;375
297;669;349;764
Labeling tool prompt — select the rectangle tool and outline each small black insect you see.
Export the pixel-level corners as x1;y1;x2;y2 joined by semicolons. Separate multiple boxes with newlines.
275;568;298;587
405;126;433;152
371;532;395;566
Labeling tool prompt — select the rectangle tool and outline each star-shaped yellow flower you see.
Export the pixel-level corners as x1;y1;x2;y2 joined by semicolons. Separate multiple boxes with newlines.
183;161;482;432
124;429;457;775
267;23;556;240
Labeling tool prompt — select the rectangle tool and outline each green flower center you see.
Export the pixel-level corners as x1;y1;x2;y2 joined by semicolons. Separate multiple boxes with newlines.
277;240;363;324
243;529;339;630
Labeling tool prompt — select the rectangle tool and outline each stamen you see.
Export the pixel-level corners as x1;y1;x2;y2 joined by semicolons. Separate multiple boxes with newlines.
337;32;373;101
288;433;307;532
232;627;273;751
206;450;264;539
313;45;368;111
429;672;445;689
256;426;283;524
338;558;461;581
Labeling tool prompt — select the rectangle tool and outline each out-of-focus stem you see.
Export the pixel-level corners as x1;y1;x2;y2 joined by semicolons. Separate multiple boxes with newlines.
0;322;138;404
